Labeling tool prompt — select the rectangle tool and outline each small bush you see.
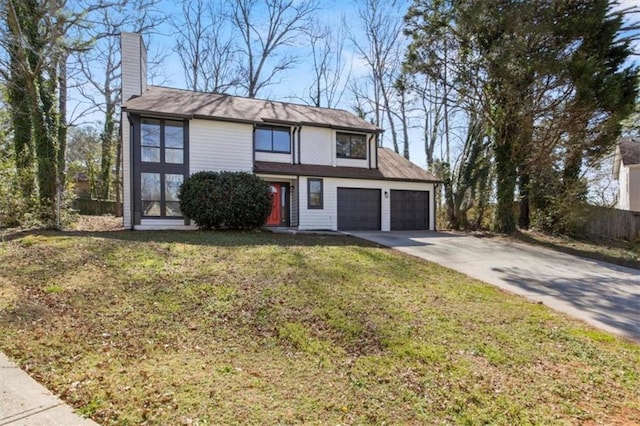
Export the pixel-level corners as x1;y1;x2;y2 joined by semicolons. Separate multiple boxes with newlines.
179;171;272;230
0;165;41;228
531;201;591;237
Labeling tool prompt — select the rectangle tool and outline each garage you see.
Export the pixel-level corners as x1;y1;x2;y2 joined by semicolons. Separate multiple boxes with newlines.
390;190;430;230
337;188;381;231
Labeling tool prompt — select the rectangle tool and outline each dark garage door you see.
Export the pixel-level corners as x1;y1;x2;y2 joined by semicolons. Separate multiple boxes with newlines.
337;188;381;231
390;190;430;230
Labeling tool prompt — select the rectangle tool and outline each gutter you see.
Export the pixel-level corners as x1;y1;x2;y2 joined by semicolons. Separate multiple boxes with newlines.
433;183;438;232
125;108;194;120
292;125;301;165
375;133;379;169
291;126;296;165
127;113;135;230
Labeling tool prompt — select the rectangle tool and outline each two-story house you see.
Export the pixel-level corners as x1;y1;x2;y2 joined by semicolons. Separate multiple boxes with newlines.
121;32;439;231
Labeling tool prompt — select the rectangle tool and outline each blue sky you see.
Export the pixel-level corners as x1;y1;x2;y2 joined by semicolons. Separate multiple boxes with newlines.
135;0;425;160
69;0;640;170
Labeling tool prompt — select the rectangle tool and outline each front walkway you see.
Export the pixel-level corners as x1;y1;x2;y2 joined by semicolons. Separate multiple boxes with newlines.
352;231;640;341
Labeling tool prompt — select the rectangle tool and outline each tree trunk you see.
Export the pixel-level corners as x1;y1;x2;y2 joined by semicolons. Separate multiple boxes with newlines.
99;98;116;200
493;133;517;234
444;185;458;229
380;84;399;154
562;144;582;192
518;172;530;230
57;54;68;190
399;86;410;159
114;127;123;217
32;100;58;220
9;69;36;200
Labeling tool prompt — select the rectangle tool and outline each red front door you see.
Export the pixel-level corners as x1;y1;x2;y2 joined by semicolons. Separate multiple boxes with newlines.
266;183;282;226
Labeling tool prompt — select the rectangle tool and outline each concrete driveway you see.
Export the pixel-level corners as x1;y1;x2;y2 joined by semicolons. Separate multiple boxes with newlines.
351;231;640;341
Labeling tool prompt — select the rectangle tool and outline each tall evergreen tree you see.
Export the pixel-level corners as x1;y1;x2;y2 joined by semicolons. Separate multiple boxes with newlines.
405;0;638;233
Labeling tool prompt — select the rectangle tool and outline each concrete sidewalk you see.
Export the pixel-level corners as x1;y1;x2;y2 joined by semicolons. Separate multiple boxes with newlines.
0;353;98;426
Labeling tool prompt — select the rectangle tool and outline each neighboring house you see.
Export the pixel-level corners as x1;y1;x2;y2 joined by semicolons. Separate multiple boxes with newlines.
120;32;439;231
613;137;640;211
73;172;91;199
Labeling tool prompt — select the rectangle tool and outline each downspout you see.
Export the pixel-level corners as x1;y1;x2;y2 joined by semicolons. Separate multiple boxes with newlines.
297;125;302;164
368;134;375;169
252;123;256;166
127;113;134;230
291;126;297;164
375;132;380;169
293;125;301;164
433;183;438;231
297;175;301;228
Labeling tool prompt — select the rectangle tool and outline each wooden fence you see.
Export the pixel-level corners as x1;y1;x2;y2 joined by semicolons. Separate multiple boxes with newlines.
71;199;120;216
585;205;640;241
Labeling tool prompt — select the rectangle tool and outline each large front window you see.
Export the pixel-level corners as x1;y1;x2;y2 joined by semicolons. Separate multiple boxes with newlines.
141;173;183;217
336;133;366;159
255;126;290;153
138;118;187;218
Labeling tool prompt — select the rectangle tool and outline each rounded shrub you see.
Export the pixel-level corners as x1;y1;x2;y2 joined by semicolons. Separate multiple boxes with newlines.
179;171;272;230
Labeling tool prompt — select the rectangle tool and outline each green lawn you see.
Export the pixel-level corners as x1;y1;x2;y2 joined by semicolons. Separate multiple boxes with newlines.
0;230;638;425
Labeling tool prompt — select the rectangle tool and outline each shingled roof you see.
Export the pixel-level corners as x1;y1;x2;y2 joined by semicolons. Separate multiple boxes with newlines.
255;148;439;183
614;137;640;178
124;86;380;133
618;138;640;166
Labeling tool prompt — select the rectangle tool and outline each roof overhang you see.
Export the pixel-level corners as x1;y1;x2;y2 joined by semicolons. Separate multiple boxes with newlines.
123;107;381;134
254;161;440;183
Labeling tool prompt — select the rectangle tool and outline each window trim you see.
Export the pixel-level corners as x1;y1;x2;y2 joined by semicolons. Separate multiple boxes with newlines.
133;116;189;223
141;118;185;164
254;125;291;154
307;178;323;210
336;132;367;160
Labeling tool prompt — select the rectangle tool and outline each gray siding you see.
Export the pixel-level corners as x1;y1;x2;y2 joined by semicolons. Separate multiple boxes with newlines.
190;120;253;173
298;177;436;231
121;32;146;102
301;127;333;165
628;166;640;211
122;115;131;228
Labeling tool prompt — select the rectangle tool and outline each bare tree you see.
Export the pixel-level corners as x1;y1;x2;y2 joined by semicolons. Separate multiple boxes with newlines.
350;0;406;153
173;0;209;91
172;0;239;93
228;0;318;98
199;11;240;93
66;126;101;198
307;21;351;108
74;0;163;205
393;73;411;159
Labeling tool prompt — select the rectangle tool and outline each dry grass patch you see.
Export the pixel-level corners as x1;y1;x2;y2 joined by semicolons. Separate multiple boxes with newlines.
0;230;639;425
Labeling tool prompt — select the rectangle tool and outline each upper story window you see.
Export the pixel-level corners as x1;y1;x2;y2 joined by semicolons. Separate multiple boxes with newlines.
255;126;290;153
336;132;366;159
141;119;184;164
